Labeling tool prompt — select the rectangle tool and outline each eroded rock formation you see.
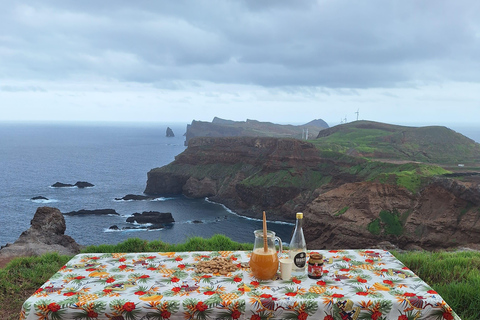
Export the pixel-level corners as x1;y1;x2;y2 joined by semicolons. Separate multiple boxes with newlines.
0;207;81;258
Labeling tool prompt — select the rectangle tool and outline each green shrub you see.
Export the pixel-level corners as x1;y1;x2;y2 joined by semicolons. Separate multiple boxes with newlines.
367;219;381;235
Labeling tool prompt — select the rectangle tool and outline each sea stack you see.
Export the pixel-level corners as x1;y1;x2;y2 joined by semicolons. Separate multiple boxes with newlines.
166;127;175;137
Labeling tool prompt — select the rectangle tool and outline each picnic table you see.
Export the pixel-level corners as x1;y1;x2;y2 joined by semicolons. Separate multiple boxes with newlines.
20;249;460;320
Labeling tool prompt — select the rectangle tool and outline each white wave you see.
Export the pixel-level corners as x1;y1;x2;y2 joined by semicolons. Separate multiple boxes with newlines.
204;197;294;225
152;197;175;201
30;198;59;203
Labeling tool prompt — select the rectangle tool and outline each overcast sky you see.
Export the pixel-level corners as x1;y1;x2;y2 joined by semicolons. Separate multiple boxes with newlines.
1;0;479;127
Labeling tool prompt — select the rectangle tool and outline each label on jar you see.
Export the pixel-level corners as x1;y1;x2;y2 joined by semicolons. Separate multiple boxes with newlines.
308;263;323;278
293;252;306;268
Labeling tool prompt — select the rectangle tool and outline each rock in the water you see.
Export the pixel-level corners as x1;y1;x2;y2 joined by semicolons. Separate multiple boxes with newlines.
109;225;120;230
51;181;94;188
74;181;94;188
126;211;174;224
115;194;154;201
166;127;175;137
0;207;81;258
52;182;74;187
64;209;119;216
31;196;49;200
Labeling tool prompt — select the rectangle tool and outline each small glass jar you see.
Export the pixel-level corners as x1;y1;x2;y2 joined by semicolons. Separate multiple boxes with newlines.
308;254;324;279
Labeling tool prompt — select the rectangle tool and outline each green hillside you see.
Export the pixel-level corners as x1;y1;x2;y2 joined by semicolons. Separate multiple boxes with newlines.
313;121;480;165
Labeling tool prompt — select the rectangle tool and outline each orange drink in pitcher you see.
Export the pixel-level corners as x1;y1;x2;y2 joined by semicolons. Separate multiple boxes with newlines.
249;230;282;280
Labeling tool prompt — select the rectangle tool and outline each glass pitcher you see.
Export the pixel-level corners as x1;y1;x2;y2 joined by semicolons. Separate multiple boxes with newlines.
249;230;283;280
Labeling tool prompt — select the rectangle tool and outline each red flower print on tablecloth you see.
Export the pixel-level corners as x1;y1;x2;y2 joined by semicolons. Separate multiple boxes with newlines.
427;290;438;294
196;301;208;312
63;292;76;296
171;276;180;283
398;315;408;320
383;280;394;286
371;311;382;320
175;256;183;262
324;316;334;320
331;294;344;298
357;277;368;283
443;312;454;320
356;292;369;296
87;310;99;318
162;310;172;318
232;309;241;319
233;276;242;282
119;257;126;262
317;280;326;286
251;315;261;320
204;291;215;295
123;302;135;312
365;259;374;264
47;302;61;312
135;291;146;295
298;311;308;320
178;264;186;269
106;277;115;283
292;277;301;284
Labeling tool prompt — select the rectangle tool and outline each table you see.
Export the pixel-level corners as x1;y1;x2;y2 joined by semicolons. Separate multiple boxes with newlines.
20;250;460;320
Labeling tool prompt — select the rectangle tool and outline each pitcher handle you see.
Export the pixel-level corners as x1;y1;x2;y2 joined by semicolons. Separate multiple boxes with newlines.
275;236;283;257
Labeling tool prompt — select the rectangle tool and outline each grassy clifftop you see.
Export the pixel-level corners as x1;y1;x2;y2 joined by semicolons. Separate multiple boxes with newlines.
314;120;480;165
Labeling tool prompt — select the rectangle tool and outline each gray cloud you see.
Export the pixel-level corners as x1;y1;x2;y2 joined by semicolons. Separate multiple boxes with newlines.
0;0;479;88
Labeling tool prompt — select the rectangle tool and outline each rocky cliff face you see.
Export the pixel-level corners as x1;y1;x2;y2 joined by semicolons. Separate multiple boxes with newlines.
145;136;480;250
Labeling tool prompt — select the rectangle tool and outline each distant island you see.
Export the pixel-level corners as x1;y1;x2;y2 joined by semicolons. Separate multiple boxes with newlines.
184;117;329;145
146;120;480;251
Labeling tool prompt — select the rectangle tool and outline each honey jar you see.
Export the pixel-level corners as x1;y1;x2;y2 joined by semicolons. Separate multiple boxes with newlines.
307;253;324;279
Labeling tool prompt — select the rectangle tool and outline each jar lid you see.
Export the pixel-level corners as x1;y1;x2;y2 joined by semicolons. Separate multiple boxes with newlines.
296;212;303;219
309;254;323;262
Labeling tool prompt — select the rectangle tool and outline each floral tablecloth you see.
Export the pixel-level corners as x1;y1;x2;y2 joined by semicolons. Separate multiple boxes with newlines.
20;250;460;320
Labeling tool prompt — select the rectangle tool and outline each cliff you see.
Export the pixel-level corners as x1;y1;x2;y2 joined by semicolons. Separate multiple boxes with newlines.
145;136;480;250
184;117;329;145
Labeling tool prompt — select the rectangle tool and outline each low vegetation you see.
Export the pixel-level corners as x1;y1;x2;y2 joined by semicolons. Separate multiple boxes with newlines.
313;120;480;165
1;236;478;320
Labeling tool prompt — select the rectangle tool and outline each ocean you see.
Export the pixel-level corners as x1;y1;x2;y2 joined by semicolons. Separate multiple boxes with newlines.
0;122;293;248
1;122;479;248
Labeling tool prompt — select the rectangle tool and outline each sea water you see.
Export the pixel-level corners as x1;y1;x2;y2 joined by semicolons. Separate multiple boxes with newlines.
1;122;478;248
0;122;293;247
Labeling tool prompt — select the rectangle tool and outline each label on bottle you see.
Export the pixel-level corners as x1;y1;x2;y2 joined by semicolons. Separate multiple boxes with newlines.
293;252;306;268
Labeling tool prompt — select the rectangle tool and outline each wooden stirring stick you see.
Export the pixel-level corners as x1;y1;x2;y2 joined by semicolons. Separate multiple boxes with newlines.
263;211;268;252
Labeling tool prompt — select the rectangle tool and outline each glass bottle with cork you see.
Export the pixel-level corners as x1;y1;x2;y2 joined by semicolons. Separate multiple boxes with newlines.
289;212;307;276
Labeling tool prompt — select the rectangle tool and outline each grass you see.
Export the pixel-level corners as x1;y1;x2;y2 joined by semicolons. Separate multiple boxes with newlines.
393;250;480;320
312;121;480;164
1;236;479;320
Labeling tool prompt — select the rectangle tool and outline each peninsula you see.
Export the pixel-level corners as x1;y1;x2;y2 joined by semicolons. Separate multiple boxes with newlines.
145;120;480;251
